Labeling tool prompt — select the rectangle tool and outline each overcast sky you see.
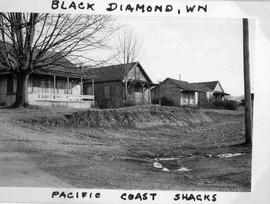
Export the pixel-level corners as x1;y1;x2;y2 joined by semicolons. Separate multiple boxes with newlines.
105;16;255;96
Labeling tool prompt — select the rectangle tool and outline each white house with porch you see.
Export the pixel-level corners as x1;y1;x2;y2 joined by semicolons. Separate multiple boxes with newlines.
0;57;95;109
191;81;229;103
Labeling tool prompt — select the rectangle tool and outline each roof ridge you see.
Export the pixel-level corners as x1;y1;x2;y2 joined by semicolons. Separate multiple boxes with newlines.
92;62;138;70
192;80;219;84
167;77;191;83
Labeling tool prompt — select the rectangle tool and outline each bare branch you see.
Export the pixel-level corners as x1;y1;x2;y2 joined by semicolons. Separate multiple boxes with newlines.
0;12;116;75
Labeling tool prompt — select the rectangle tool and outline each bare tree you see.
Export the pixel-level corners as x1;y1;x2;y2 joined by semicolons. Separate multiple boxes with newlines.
0;12;114;108
114;28;143;101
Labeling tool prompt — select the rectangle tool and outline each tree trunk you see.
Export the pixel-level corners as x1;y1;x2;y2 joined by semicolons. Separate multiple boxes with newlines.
10;73;29;108
125;80;128;102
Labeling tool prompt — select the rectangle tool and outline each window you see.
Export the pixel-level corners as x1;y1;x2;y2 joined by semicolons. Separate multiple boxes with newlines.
104;85;111;99
32;79;41;93
41;79;50;93
7;74;14;93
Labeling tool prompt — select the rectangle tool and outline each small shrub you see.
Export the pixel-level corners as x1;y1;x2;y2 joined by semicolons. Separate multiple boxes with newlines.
97;99;137;109
119;100;136;108
0;102;7;106
213;100;238;110
198;99;215;109
103;100;119;109
91;100;99;109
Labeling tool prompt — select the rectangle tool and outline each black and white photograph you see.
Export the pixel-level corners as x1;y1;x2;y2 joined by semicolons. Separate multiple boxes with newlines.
1;1;269;202
0;12;254;191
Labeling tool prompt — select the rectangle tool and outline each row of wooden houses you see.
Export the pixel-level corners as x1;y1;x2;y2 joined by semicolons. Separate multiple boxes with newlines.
151;77;229;107
0;60;229;109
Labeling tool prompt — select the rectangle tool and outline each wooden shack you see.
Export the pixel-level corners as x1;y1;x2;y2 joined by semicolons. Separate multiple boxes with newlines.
84;62;155;108
151;78;206;107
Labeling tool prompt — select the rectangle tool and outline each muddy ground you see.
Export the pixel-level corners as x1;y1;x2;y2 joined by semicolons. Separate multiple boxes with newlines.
0;106;251;191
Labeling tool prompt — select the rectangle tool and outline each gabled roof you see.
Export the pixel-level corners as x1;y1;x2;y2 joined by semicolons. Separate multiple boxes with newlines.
192;81;219;91
192;81;230;95
0;56;89;79
86;62;153;83
162;78;206;92
190;83;212;92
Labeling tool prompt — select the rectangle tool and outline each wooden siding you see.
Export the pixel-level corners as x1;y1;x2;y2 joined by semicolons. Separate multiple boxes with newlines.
128;65;147;82
180;91;198;106
93;81;124;107
129;85;151;104
197;92;212;104
155;80;181;106
152;80;199;107
214;82;224;93
93;81;152;108
0;75;16;106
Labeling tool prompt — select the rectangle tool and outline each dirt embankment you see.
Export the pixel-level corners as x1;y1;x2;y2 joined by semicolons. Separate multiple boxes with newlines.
18;105;243;129
0;106;248;191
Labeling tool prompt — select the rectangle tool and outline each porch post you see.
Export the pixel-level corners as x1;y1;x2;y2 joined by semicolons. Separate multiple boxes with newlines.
188;91;191;107
48;78;51;94
147;85;150;104
53;75;56;94
92;78;94;96
179;89;182;106
67;76;70;94
158;85;161;106
80;77;83;95
142;83;145;103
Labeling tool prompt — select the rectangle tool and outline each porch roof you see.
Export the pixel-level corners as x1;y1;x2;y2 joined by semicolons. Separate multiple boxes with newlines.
33;68;90;79
32;53;93;79
213;91;230;96
0;41;93;79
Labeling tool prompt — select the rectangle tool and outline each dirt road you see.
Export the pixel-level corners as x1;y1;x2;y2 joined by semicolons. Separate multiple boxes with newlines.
0;107;251;191
0;108;72;187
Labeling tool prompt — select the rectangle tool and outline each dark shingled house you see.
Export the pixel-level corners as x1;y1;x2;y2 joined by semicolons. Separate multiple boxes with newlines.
151;78;207;107
84;62;155;108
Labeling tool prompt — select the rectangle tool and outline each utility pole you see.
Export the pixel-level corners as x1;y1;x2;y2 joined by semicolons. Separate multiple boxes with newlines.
243;18;252;144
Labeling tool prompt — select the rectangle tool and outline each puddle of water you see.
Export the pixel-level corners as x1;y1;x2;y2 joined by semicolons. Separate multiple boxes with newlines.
153;161;163;169
216;153;244;158
162;167;170;172
158;157;181;161
205;154;212;158
153;158;192;173
187;155;197;159
175;167;192;172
